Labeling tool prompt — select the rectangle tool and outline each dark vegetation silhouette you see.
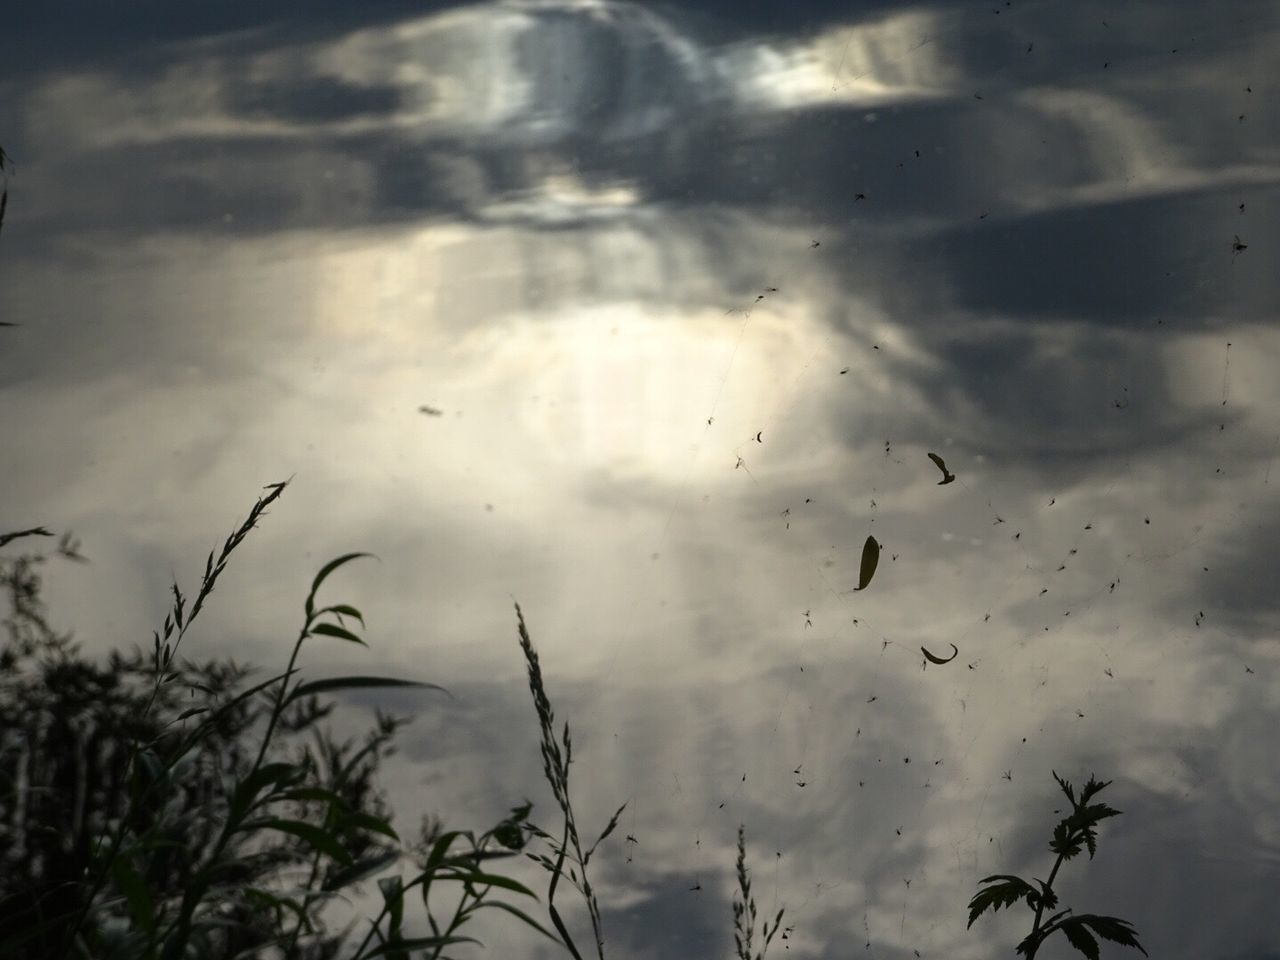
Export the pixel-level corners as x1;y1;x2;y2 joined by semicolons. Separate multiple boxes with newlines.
0;138;1138;960
968;773;1146;959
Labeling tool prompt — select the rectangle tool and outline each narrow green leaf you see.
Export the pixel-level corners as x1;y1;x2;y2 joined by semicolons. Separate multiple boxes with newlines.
362;936;481;958
378;875;404;936
110;854;156;935
162;667;300;758
322;849;402;892
341;809;400;841
309;622;368;646
425;830;465;872
231;762;304;819
441;868;537;898
474;900;560;943
278;786;348;806
243;887;312;928
286;676;451;707
239;818;354;866
853;535;880;591
317;603;365;626
305;552;374;616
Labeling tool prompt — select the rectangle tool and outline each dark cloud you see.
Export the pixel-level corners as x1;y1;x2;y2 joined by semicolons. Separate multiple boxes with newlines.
227;76;405;124
898;186;1279;327
0;0;473;81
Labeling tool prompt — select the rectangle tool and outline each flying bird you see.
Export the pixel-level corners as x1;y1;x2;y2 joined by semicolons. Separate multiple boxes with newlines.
927;452;956;485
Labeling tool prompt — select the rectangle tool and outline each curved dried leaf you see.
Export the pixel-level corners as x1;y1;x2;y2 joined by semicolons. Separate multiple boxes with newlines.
922;643;959;664
854;535;880;591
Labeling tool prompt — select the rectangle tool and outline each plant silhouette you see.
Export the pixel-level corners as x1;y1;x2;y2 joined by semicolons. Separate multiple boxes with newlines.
967;772;1146;959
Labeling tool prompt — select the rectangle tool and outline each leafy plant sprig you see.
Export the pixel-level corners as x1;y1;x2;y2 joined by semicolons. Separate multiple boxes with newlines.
968;772;1146;959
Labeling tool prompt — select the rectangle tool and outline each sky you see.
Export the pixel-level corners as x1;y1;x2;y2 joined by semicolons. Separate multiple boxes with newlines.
1;1;1279;957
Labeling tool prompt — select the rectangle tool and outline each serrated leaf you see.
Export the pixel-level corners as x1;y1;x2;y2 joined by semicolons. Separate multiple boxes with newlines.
1033;878;1058;912
1053;771;1076;807
1077;915;1148;956
1079;776;1113;805
309;622;368;647
853;535;880;591
1050;821;1083;859
967;876;1036;928
1060;918;1101;960
1074;803;1122;828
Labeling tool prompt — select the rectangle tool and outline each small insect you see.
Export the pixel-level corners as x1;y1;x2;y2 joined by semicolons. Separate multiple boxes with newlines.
690;882;702;891
1002;770;1012;781
855;193;866;201
1104;668;1113;677
417;405;444;416
1232;234;1248;255
626;834;639;844
811;240;821;247
755;431;763;442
